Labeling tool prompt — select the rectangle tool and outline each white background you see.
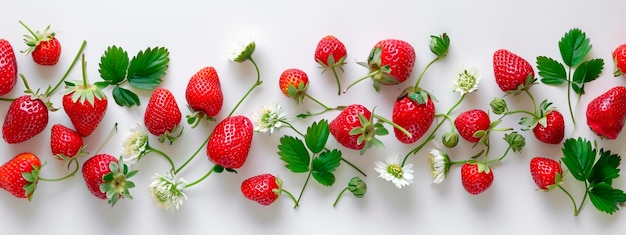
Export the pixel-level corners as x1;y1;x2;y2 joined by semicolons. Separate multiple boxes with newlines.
1;0;625;234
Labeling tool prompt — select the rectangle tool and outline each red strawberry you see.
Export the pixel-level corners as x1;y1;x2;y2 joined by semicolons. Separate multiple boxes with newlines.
278;68;309;103
493;49;535;93
329;104;372;150
314;35;347;95
62;57;108;137
0;39;17;96
0;152;41;200
612;44;626;77
461;163;494;195
207;115;254;169
586;86;626;139
185;66;223;127
348;39;415;92
82;154;136;206
241;173;282;206
2;95;49;144
392;89;435;144
529;157;563;191
145;88;182;143
50;124;87;160
454;109;490;143
532;110;565;144
19;21;61;66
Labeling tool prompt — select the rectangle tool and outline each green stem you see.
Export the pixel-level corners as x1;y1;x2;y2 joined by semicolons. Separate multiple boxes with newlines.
373;113;411;138
227;56;262;117
330;66;341;96
39;158;80;182
175;134;209;174
295;171;313;206
508;109;537;118
305;93;330;109
18;21;39;40
414;56;441;88
567;67;576;126
577;183;590;216
146;145;176;172
282;189;299;209
558;185;580;216
332;187;349;207
343;70;378;94
81;54;88;87
95;123;118;154
47;40;87;97
184;165;217;188
0;97;15;102
486;146;511;164
524;89;538;116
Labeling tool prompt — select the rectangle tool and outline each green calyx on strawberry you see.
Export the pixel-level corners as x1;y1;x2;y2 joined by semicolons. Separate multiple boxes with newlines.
349;107;389;155
0;152;41;201
518;100;565;144
279;68;309;104
82;154;137;206
460;162;493;195
314;35;347;95
18;21;61;66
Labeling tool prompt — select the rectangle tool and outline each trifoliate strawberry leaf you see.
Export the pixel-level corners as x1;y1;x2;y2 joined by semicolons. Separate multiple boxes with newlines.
127;47;169;90
588;148;621;185
561;137;596;182
571;58;604;95
99;46;129;84
305;120;330;154
312;149;341;186
559;28;592;67
588;183;626;215
537;56;567;85
112;86;141;107
278;136;310;173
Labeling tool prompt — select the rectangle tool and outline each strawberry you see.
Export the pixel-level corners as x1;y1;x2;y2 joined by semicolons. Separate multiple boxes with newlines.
62;56;108;137
529;157;563;191
185;66;223;127
50;124;87;160
19;21;61;66
392;89;435;144
348;39;415;92
314;35;347;95
493;49;535;93
82;154;136;206
532;110;565;144
241;173;282;206
329;104;372;150
454;109;490;143
278;68;309;103
0;39;17;96
0;152;41;200
461;163;493;195
145;88;182;143
207;115;254;169
612;44;626;77
2;95;49;144
586;86;626;139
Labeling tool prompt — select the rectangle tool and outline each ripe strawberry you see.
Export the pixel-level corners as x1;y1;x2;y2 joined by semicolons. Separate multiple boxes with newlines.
0;152;41;200
349;39;415;92
493;49;535;93
0;39;17;96
612;44;626;77
145;88;182;143
19;21;61;66
532;110;565;144
2;95;49;144
185;66;223;127
82;154;136;206
314;35;347;95
241;173;282;206
461;163;493;195
329;104;372;150
586;86;626;140
529;157;563;191
207;115;254;169
279;68;309;103
392;89;435;144
50;124;87;160
454;109;490;143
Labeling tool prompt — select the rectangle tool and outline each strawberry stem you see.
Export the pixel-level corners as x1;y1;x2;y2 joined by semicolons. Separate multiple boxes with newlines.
146;146;176;173
46;40;87;97
227;57;262;117
330;66;341;96
413;56;442;88
38;158;80;182
281;189;299;209
0;97;15;102
343;70;379;94
18;21;39;41
295;171;313;207
566;70;576;126
175;134;209;174
184;165;217;188
95;123;118;154
81;54;88;88
373;113;411;139
332;187;349;207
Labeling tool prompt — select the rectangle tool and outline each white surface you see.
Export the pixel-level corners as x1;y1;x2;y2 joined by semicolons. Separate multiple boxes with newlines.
1;0;625;234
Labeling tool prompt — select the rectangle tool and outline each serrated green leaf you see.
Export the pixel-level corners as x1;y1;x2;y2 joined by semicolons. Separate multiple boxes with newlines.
112;86;141;107
94;81;110;89
277;136;310;173
311;149;341;186
305;120;330;154
589;183;626;214
589;149;621;185
583;58;604;83
537;56;567;85
561;138;596;182
127;47;169;90
559;28;592;67
99;45;129;84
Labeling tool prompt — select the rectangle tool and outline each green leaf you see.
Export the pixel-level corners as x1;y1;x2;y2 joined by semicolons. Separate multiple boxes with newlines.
572;59;604;88
559;28;592;67
99;45;129;84
127;47;169;90
311;149;342;186
588;148;621;185
588;183;626;214
304;120;330;154
537;56;567;85
561;137;596;182
112;86;141;107
277;136;310;173
429;33;450;57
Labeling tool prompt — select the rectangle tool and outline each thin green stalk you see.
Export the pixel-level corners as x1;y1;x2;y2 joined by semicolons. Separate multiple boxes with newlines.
305;93;330;109
558;185;579;216
39;158;80;182
524;90;538;115
343;70;379;93
414;56;441;88
332;187;349;207
227;57;262;117
331;66;341;95
0;97;15;102
47;40;87;96
566;67;576;126
184;165;217;188
146;146;176;172
295;171;313;206
282;189;299;209
372;113;411;139
175;134;209;174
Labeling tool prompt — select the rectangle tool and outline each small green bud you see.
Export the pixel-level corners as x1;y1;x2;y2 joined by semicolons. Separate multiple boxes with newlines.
232;41;256;63
442;132;459;148
347;176;367;198
490;97;508;115
504;132;526;152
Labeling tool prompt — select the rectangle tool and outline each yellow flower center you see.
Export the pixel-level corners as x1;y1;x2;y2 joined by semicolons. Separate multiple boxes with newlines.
386;164;403;179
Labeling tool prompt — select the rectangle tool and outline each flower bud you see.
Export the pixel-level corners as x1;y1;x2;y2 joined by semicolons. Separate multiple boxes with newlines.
490;97;508;115
442;132;459;148
347;176;366;198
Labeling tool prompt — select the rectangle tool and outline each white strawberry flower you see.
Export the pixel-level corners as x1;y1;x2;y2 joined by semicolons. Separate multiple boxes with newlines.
149;172;187;212
120;124;148;166
428;149;451;184
252;101;287;134
374;153;414;189
454;67;480;94
231;38;256;63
